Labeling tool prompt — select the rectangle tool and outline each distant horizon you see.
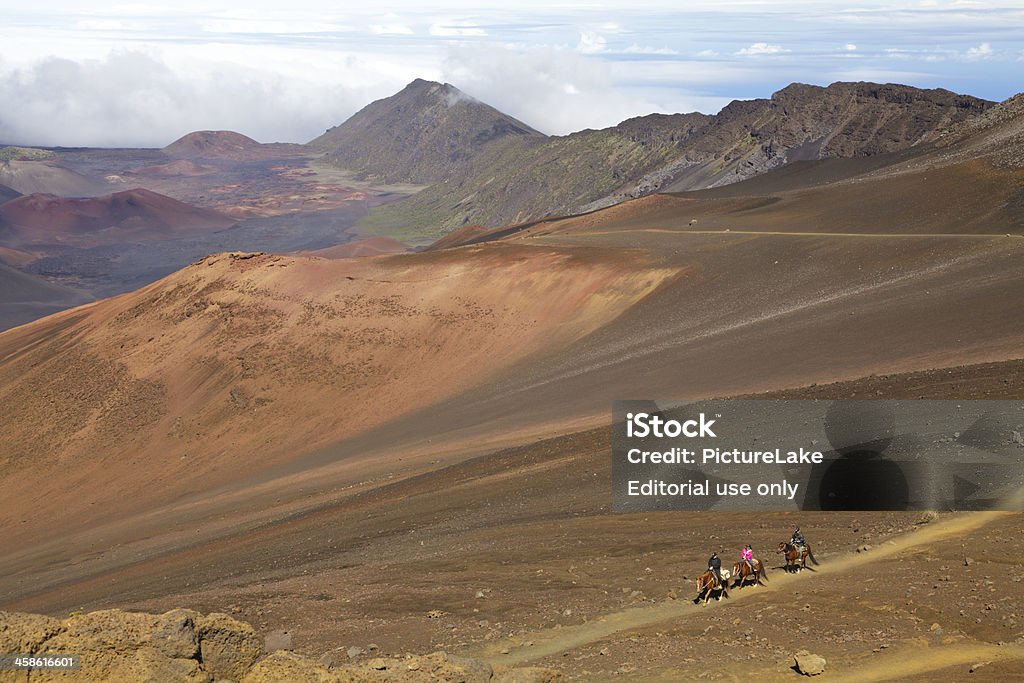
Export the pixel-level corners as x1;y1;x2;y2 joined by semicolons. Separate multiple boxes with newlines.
2;1;1023;147
0;75;1009;150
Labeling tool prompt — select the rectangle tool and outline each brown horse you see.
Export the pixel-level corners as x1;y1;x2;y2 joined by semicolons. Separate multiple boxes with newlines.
777;542;818;572
731;558;767;588
694;568;730;604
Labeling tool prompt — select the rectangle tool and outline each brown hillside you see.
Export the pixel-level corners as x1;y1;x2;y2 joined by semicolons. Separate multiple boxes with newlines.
0;247;674;540
0;188;236;247
0;159;109;196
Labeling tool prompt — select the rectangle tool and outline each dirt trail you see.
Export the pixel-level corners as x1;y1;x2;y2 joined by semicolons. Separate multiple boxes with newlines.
470;510;1017;666
825;643;1024;682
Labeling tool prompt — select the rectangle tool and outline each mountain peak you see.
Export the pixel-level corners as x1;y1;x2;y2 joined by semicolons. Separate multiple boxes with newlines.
310;80;543;184
399;79;481;108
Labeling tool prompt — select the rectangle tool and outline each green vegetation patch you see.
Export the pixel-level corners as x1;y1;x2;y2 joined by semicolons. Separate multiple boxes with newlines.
0;146;56;162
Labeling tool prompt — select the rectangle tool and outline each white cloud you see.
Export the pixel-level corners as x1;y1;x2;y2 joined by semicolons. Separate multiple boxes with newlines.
0;1;1021;146
0;50;410;147
596;22;625;34
577;31;607;54
965;42;993;59
735;42;787;56
441;45;731;135
429;21;487;37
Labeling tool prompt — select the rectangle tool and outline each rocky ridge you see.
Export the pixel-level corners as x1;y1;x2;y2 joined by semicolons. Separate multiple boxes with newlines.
353;80;993;237
0;608;561;682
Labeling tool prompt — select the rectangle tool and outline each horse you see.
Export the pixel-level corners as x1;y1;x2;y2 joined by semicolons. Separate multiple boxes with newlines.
694;568;731;604
731;558;767;588
777;541;819;572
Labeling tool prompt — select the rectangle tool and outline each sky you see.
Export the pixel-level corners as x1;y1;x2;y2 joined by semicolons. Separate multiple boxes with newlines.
0;1;1022;147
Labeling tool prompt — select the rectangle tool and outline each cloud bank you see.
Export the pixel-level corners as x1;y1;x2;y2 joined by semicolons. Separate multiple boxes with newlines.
0;2;1022;147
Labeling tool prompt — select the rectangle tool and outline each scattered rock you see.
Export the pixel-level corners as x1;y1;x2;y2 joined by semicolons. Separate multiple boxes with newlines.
196;612;264;681
347;646;365;659
0;608;250;682
965;557;974;566
0;611;63;653
151;608;200;659
794;650;827;676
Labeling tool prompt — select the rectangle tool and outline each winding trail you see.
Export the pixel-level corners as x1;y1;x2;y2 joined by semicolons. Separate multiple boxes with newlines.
826;643;1024;682
468;510;1017;667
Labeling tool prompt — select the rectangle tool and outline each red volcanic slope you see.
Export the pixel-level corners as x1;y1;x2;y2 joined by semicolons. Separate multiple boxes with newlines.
0;188;236;246
162;130;262;159
301;236;408;259
161;130;308;161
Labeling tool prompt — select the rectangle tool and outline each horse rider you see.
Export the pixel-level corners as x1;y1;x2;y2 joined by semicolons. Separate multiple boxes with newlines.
741;544;754;573
708;552;723;585
791;527;806;551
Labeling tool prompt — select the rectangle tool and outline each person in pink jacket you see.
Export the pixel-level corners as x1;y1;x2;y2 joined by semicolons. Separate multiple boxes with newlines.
740;544;754;573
